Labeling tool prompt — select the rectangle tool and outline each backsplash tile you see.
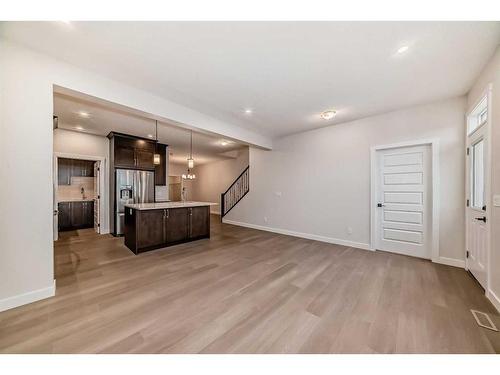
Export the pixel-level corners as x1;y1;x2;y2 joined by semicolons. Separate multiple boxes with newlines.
58;177;95;201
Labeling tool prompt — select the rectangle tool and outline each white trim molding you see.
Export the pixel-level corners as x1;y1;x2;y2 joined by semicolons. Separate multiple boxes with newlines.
222;219;372;251
0;280;56;313
486;289;500;313
433;257;465;269
370;138;441;264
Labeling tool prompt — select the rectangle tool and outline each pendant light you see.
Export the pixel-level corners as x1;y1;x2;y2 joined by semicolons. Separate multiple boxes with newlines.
182;130;196;180
153;120;161;165
187;130;195;169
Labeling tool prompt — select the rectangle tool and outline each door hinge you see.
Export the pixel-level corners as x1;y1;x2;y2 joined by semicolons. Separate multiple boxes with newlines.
98;195;100;199
466;250;469;259
466;147;470;156
466;199;470;207
482;205;486;211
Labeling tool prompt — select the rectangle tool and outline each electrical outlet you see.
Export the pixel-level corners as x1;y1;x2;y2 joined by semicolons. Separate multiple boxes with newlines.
264;216;268;223
275;191;282;197
347;226;353;235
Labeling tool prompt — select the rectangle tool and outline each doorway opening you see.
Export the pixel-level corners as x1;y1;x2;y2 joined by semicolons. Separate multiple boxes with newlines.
53;154;105;241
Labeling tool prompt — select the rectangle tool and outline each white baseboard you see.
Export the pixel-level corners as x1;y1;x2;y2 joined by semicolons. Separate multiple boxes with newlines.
432;256;465;269
0;280;56;313
486;289;500;313
222;219;372;251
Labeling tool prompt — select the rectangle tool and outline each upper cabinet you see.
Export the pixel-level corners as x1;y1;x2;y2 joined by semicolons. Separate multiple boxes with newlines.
72;159;94;178
155;143;167;185
110;133;156;170
58;158;94;185
58;158;72;185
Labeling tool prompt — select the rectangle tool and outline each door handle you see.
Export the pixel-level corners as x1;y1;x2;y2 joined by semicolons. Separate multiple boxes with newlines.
377;203;385;208
475;216;487;223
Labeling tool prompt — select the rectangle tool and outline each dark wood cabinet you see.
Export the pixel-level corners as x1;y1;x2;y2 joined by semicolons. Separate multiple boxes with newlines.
58;201;94;231
74;160;94;177
58;158;94;185
58;158;72;185
137;209;165;249
166;208;189;244
154;143;167;185
58;202;72;230
71;201;86;227
110;133;156;170
124;205;210;254
189;206;210;239
135;148;155;169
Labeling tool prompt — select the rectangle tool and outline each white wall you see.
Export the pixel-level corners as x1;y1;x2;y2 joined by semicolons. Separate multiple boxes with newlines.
0;39;270;312
190;148;249;214
467;47;500;311
53;128;110;232
226;97;467;264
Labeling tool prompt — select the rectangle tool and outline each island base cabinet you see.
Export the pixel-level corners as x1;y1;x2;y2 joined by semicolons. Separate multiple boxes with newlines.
137;209;165;249
167;208;189;244
189;206;210;239
124;206;210;254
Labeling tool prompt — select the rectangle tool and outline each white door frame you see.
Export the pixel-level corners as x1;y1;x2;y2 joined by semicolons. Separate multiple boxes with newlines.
465;83;492;293
370;139;440;262
53;152;108;240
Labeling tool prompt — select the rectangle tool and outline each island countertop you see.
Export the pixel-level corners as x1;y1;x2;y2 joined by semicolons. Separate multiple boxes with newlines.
124;201;218;211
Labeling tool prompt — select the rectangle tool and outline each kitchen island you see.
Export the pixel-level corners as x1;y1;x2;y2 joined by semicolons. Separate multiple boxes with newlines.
123;201;217;254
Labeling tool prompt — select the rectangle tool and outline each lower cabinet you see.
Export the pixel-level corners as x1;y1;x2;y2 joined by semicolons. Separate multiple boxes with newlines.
125;206;210;254
58;201;94;231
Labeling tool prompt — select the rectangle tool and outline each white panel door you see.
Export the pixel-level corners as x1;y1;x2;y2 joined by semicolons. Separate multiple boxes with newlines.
466;124;489;289
375;145;431;259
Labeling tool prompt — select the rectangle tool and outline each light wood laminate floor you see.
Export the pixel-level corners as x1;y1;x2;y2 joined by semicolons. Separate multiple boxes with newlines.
1;217;499;353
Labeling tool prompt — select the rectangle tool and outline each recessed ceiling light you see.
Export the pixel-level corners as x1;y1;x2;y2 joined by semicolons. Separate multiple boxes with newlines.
78;111;90;118
397;45;409;54
221;141;229;146
75;126;84;131
147;134;154;139
244;109;253;115
320;110;337;120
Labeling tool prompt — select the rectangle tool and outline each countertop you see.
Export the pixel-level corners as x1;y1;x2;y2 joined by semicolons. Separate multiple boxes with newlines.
58;198;95;203
125;201;217;210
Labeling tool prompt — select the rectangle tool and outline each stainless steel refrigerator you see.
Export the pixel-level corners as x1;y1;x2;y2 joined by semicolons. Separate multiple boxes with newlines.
115;169;154;235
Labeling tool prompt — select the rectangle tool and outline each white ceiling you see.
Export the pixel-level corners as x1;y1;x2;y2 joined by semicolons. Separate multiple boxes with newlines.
3;22;500;138
54;93;245;165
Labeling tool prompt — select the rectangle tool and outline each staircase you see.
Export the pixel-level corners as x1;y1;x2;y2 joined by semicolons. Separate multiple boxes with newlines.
221;166;249;218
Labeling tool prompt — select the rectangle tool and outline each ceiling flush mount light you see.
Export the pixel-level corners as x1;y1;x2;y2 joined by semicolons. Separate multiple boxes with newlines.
78;111;90;118
153;121;161;165
320;110;337;120
75;126;84;131
147;134;154;139
244;109;253;115
396;45;409;54
183;131;196;180
221;140;229;146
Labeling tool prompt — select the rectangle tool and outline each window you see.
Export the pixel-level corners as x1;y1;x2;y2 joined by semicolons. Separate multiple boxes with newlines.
471;139;485;210
467;96;487;135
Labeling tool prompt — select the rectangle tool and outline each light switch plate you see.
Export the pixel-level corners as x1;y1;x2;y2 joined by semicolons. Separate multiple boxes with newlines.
494;195;500;207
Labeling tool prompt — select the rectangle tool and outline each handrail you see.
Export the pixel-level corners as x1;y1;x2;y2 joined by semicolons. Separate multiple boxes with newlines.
221;166;249;218
222;166;249;196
